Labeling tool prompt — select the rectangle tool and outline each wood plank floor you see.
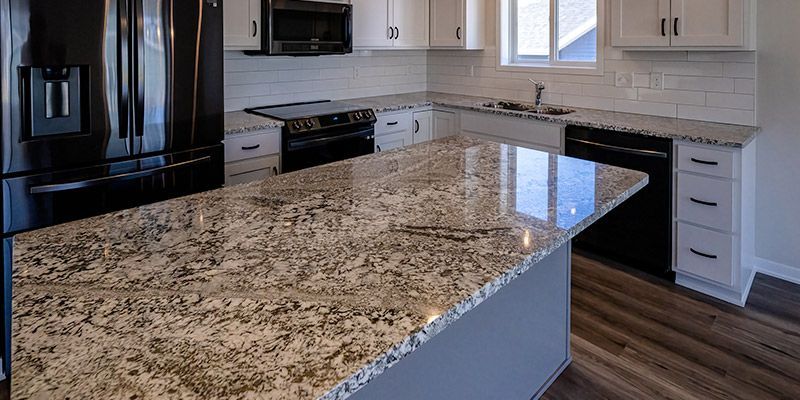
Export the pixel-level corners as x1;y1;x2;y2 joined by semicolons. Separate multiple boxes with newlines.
543;252;800;400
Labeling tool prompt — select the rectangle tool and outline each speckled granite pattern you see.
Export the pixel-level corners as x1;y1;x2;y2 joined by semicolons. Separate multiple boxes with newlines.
345;92;759;148
225;111;284;135
12;136;647;400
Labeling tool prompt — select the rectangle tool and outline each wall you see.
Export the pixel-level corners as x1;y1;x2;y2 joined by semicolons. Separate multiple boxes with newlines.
754;1;800;283
427;0;756;126
224;50;427;112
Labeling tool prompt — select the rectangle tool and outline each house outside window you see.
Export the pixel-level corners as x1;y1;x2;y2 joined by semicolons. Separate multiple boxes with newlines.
499;0;604;74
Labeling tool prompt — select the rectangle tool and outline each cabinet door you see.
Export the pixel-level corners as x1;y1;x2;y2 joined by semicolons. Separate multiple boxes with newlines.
225;154;280;186
376;131;414;152
224;0;261;50
353;0;394;48
433;111;457;139
671;0;744;47
413;111;433;144
610;0;670;47
393;0;430;48
430;0;464;47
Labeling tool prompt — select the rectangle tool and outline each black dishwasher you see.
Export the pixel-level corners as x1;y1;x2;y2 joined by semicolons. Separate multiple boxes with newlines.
565;126;674;278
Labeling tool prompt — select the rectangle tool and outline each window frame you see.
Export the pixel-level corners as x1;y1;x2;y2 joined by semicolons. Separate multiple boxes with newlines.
498;0;605;76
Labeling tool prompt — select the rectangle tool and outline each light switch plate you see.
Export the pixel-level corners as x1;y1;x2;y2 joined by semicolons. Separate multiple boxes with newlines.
615;72;633;88
651;72;664;90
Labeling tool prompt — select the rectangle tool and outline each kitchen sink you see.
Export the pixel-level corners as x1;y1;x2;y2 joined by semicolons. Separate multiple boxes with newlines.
481;101;575;116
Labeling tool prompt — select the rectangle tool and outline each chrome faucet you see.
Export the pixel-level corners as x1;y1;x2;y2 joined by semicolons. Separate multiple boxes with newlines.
529;79;546;110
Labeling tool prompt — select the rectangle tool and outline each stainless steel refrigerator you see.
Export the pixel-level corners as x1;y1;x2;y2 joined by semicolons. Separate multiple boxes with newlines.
0;0;225;391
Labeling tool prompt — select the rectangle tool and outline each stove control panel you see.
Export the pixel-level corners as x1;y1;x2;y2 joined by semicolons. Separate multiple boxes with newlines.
286;109;376;135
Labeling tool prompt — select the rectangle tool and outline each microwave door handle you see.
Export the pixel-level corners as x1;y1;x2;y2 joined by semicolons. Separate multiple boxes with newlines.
343;7;352;50
117;0;130;141
29;157;212;195
288;129;373;151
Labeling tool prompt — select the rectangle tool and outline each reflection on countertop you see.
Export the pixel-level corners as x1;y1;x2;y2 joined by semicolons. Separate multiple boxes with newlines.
12;136;647;400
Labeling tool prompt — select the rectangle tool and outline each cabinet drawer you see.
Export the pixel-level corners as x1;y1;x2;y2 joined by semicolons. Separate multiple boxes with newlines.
677;173;735;232
225;154;280;186
676;223;735;286
375;112;413;136
224;130;281;163
677;144;735;179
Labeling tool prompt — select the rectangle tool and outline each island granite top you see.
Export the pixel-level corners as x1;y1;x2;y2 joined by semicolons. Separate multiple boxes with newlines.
13;136;647;400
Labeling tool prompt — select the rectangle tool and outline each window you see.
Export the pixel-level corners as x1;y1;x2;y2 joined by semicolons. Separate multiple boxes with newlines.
500;0;603;73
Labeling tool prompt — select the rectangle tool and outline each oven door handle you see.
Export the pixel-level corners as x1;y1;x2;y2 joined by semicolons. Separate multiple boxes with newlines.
287;129;374;151
566;137;669;159
29;157;212;195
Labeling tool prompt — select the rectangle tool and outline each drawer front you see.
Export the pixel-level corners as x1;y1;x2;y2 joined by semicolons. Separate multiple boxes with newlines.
677;173;735;232
224;130;281;163
677;144;735;179
676;223;735;286
225;155;280;186
375;130;413;153
375;112;413;136
461;112;563;149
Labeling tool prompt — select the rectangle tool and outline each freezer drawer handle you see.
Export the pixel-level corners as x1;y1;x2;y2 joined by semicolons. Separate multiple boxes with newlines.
690;197;718;207
241;144;261;151
690;157;719;166
690;248;718;260
29;157;212;195
566;137;669;159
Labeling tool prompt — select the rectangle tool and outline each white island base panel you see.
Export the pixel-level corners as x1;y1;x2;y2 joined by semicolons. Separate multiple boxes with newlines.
351;244;572;400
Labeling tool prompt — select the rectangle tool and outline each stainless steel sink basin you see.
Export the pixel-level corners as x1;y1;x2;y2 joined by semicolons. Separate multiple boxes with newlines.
481;101;575;116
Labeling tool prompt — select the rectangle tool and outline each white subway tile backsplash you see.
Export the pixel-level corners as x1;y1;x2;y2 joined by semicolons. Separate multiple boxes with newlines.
637;88;706;106
614;99;678;118
706;92;755;110
652;61;724;77
723;62;757;78
734;79;756;95
678;105;755;125
562;95;615;111
633;73;651;88
663;76;736;92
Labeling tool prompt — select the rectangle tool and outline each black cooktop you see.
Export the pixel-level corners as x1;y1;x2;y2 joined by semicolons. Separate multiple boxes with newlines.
245;100;367;121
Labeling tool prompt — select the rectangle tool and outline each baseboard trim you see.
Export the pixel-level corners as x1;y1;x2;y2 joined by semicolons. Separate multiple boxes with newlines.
755;257;800;286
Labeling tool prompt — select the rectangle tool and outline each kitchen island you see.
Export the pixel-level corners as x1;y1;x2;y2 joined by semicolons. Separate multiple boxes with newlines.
11;136;647;399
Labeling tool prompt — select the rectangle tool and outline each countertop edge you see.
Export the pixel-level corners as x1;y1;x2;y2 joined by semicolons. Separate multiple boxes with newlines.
321;174;649;400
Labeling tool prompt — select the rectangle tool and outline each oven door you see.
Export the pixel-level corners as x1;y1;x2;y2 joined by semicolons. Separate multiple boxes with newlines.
265;0;352;55
283;127;374;173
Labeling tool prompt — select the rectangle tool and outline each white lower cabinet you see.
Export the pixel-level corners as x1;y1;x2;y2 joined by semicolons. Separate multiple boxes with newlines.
375;110;414;152
412;110;433;144
673;140;757;306
223;128;282;186
460;111;565;154
433;110;458;139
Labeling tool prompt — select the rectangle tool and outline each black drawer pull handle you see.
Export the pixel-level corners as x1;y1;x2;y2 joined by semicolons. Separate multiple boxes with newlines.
241;144;261;151
377;145;382;152
661;18;666;36
690;248;718;260
690;157;718;166
674;17;679;36
690;197;718;207
272;167;278;176
387;121;399;126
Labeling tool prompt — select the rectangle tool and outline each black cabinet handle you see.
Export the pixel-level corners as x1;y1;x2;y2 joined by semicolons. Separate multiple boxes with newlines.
387;121;399;126
690;248;718;260
394;27;399;39
674;17;679;36
690;197;718;207
661;18;667;36
690;157;718;166
253;21;258;37
272;166;278;176
414;120;420;133
388;27;394;40
241;144;261;151
377;145;382;152
456;27;462;40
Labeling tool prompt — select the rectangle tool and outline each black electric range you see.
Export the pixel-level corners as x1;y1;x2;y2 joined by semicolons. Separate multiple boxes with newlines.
245;101;377;173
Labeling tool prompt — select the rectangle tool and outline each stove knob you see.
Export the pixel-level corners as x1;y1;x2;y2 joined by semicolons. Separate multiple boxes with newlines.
305;119;315;129
292;121;303;130
354;112;363;121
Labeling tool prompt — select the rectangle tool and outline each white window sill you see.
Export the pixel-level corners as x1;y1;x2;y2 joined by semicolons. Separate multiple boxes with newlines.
496;63;604;76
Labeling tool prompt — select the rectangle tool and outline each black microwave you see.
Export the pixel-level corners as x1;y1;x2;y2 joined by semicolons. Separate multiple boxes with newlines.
247;0;353;56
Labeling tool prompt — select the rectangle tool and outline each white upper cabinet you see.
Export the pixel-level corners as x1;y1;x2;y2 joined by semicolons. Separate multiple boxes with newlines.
611;0;753;49
611;0;671;47
393;0;431;48
353;0;394;48
670;0;744;47
430;0;484;49
224;0;261;51
353;0;430;49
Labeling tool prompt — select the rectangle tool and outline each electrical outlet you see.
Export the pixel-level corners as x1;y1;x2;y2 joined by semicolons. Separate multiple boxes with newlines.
651;72;664;90
615;72;633;88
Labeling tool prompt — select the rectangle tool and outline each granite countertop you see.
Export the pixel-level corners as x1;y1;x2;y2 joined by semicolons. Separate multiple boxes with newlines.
224;92;758;147
224;110;284;136
13;136;647;400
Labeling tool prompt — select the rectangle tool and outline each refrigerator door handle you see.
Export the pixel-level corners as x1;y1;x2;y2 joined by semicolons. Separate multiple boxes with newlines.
132;0;146;140
28;156;212;195
117;0;130;141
